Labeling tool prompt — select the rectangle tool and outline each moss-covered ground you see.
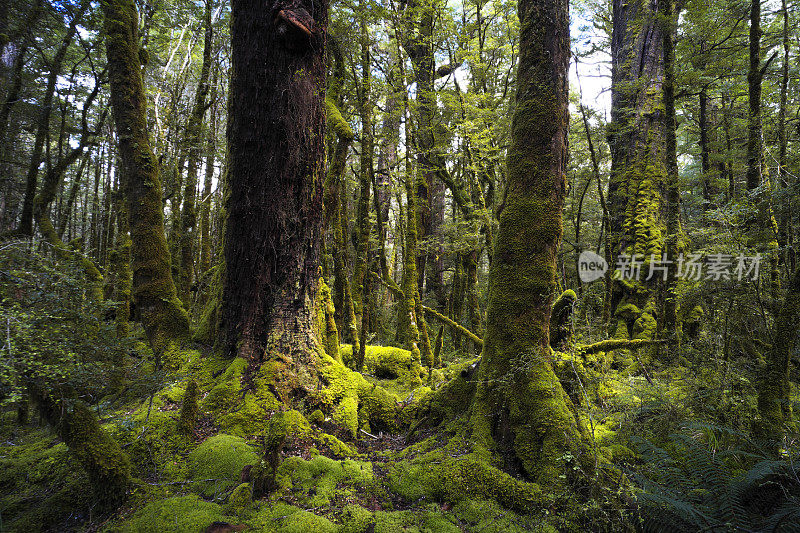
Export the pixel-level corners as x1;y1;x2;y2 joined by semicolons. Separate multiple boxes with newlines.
2;333;794;532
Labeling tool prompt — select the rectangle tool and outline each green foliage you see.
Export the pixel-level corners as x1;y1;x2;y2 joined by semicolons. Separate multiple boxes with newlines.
632;423;800;532
0;243;134;409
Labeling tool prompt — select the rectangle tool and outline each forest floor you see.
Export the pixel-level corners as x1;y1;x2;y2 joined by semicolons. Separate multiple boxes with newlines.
1;329;798;532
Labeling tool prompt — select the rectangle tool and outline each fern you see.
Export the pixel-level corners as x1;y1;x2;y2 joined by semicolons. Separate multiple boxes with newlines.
631;422;800;532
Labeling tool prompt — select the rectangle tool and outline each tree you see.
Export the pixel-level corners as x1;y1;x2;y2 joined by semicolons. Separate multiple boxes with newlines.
469;0;592;487
103;0;190;361
221;0;328;382
607;0;667;339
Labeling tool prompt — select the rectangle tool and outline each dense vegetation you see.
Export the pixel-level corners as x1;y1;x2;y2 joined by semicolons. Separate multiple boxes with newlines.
1;0;799;530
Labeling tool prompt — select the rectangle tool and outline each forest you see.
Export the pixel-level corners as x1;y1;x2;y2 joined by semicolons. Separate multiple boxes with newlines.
0;0;799;530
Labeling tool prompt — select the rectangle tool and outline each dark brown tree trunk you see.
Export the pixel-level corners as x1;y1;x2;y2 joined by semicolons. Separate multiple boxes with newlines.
222;0;328;381
103;0;190;360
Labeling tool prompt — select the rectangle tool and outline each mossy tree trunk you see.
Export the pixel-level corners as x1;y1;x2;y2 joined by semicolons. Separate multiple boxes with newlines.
30;389;131;509
469;0;592;488
222;0;327;383
757;265;800;435
661;0;680;342
103;0;190;361
199;73;218;277
607;0;667;339
179;0;214;310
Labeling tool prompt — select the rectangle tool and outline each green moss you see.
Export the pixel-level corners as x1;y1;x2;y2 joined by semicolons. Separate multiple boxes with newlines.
0;432;94;531
317;352;400;436
249;502;337;532
341;344;425;388
188;434;259;499
63;401;132;508
274;455;374;508
216;392;274;437
265;409;312;448
317;277;341;362
177;379;200;435
386;450;544;512
309;409;325;425
201;357;249;413
226;482;253;515
119;495;227;533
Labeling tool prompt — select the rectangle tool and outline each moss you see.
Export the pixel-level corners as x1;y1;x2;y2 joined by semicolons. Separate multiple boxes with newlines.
274;455;374;508
341;344;425;387
0;432;94;531
550;289;577;349
177;379;200;435
226;482;253;515
309;409;325;425
317;352;401;436
216;392;274;437
386;450;544;512
62;401;132;508
251;502;338;533
316;277;341;361
452;499;556;532
119;495;227;533
201;357;249;413
333;395;359;438
188;434;259;499
266;409;312;448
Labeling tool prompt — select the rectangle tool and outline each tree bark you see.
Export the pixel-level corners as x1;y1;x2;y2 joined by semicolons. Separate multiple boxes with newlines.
222;0;328;384
103;0;190;360
470;0;592;487
607;0;667;337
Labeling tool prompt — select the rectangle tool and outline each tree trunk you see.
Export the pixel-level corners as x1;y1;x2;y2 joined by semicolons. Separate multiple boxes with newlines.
661;0;680;342
607;0;666;337
199;74;217;276
222;0;328;384
179;0;214;309
103;0;190;361
746;0;763;192
470;0;592;487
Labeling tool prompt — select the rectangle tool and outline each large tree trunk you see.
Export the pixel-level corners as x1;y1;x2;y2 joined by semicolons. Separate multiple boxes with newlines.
222;0;327;383
607;0;667;338
469;0;591;487
103;0;190;361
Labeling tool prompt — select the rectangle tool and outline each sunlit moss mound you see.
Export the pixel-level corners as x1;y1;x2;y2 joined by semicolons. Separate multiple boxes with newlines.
119;495;227;532
188;434;259;498
340;344;424;385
